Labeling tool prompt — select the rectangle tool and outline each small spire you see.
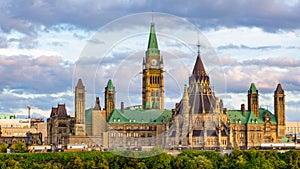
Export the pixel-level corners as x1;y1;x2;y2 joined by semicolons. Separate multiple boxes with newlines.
76;78;85;89
106;79;115;91
94;97;101;110
152;10;154;23
275;83;284;94
248;83;258;94
183;84;189;101
197;34;200;56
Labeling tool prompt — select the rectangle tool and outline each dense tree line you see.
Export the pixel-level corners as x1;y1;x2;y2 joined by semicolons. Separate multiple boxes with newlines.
0;147;300;168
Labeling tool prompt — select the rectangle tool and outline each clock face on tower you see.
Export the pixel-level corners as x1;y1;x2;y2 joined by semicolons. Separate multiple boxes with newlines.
151;59;157;66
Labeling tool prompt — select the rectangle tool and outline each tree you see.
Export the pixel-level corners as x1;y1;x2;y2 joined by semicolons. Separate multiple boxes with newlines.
10;141;27;153
67;153;84;169
0;143;8;153
194;155;213;169
95;154;109;169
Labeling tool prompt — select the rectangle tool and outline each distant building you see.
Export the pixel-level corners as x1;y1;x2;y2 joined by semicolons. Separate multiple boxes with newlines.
0;114;42;146
286;122;300;135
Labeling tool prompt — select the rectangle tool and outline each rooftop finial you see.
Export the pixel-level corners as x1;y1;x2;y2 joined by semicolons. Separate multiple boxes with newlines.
152;10;154;23
197;33;200;56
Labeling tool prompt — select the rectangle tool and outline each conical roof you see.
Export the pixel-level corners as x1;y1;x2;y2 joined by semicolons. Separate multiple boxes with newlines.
147;23;158;50
275;83;284;94
146;23;159;57
76;78;85;89
192;55;207;76
106;79;115;91
248;83;258;94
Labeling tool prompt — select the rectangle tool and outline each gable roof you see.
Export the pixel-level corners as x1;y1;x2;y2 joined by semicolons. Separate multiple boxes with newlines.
107;109;172;124
50;104;68;117
227;108;277;125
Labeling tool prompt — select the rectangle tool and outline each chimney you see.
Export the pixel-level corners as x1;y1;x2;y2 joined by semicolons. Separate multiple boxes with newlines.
121;102;124;113
241;104;246;116
223;108;227;114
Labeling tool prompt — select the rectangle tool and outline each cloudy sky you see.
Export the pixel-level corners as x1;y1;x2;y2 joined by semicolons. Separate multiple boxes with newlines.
0;0;299;121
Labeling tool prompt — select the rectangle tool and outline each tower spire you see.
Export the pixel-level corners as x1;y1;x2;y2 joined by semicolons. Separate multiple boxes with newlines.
152;10;154;23
197;33;200;56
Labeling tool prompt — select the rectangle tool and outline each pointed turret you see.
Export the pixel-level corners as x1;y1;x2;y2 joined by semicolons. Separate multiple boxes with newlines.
75;78;85;124
190;50;210;85
274;83;285;138
106;79;115;91
192;56;207;77
248;83;258;94
248;83;259;117
183;84;189;102
105;79;115;120
75;78;86;136
275;83;284;94
94;97;101;110
76;78;85;89
147;23;159;53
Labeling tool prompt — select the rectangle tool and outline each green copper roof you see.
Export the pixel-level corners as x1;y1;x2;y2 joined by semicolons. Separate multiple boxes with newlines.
106;79;115;91
227;108;277;125
248;83;257;94
147;23;159;56
85;108;93;125
145;102;151;109
108;109;172;124
258;108;277;124
0;114;15;119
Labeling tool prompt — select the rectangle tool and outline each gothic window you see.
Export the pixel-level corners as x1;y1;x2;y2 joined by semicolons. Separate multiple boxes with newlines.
79;93;84;99
240;133;244;138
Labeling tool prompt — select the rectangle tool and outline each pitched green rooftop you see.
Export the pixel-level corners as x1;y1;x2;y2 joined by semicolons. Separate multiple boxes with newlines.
108;109;172;124
147;23;159;56
227;108;277;125
248;83;258;94
106;79;115;91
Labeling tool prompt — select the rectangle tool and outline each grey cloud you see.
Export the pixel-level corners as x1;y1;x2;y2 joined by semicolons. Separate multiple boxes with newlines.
217;55;300;68
242;57;300;68
73;33;86;40
1;0;300;35
87;38;105;45
0;35;8;48
0;55;73;94
286;100;300;107
0;88;73;117
218;44;282;50
18;34;38;49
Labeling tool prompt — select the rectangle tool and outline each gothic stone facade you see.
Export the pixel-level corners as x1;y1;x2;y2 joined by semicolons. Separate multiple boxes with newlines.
47;21;286;150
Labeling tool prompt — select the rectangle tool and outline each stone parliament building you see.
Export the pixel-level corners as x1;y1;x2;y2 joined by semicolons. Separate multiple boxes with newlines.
47;21;286;150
